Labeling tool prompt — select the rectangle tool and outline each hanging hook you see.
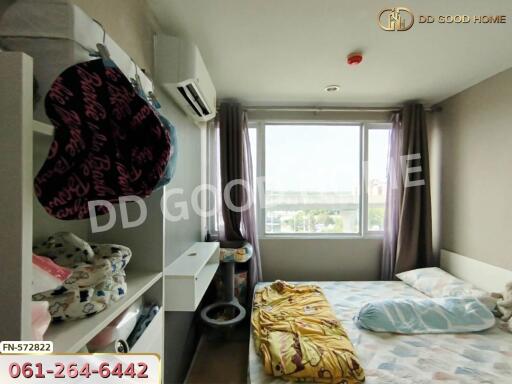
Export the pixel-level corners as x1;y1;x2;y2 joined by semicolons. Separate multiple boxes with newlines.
130;57;144;96
91;18;111;61
92;18;106;44
148;91;161;109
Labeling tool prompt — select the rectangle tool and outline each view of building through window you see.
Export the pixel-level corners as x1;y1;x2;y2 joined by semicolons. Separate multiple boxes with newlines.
367;128;390;232
248;123;390;235
264;124;361;234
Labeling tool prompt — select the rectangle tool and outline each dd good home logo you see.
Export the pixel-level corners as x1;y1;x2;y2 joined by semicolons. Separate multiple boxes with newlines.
379;7;414;31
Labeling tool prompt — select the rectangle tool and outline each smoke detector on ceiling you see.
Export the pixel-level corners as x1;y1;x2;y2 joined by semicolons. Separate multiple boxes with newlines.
347;52;363;66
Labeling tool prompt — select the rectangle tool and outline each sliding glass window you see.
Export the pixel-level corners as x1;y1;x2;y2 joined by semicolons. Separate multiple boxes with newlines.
248;122;391;237
366;124;391;234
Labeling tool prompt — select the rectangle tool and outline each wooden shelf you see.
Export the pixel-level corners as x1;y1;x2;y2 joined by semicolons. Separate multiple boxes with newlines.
44;270;162;352
33;120;54;136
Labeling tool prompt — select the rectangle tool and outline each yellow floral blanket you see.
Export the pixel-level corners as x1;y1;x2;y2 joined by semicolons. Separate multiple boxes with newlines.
252;281;365;383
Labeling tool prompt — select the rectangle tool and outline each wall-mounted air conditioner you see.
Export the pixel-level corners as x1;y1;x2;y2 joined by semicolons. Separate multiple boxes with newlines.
155;34;216;124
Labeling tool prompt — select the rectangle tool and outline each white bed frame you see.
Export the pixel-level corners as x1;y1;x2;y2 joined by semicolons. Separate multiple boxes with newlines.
441;249;512;293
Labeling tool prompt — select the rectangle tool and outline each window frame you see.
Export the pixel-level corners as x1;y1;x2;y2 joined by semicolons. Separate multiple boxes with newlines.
364;123;392;237
248;119;391;239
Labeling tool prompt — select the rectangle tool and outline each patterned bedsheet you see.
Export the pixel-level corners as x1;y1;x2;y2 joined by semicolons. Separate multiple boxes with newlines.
249;281;512;384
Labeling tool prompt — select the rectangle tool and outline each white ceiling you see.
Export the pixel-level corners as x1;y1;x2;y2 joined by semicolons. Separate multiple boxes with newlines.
148;0;512;107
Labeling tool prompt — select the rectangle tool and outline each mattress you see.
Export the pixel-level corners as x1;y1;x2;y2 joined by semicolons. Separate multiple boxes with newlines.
249;281;512;384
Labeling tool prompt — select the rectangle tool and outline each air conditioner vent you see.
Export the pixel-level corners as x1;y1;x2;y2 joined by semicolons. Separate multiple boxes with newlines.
186;84;211;116
177;85;202;117
155;35;216;124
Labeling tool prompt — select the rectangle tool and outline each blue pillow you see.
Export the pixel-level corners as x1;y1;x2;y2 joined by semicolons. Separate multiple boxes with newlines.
354;297;495;334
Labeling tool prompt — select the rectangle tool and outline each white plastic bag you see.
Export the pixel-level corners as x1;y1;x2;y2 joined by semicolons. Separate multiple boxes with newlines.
31;301;51;341
32;254;72;295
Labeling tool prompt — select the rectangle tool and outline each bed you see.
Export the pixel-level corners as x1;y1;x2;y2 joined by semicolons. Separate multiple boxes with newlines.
249;254;512;384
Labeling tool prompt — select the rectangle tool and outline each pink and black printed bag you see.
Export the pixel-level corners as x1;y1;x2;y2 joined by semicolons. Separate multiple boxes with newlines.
34;59;171;220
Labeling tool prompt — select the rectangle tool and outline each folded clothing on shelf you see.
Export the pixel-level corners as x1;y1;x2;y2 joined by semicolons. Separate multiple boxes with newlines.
32;232;132;321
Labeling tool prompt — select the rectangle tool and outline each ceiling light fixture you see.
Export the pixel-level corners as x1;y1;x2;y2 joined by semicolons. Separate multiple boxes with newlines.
324;85;341;92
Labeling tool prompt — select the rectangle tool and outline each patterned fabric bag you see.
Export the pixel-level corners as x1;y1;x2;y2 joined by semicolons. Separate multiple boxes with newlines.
33;232;131;321
34;59;171;220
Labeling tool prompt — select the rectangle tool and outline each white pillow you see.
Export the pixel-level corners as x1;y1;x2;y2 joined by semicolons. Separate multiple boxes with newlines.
396;267;497;310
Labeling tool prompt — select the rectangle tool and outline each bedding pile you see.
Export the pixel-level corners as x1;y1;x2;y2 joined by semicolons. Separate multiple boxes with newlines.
249;282;512;384
252;281;365;383
496;281;512;333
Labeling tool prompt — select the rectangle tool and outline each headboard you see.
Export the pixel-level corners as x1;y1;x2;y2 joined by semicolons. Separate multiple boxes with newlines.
441;249;512;293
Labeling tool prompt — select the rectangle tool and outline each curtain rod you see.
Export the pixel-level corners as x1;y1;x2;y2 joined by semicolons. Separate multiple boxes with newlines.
242;106;439;113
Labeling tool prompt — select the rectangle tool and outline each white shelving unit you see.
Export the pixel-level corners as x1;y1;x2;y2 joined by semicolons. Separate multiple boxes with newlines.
165;242;220;312
45;271;162;352
32;120;54;136
0;52;166;360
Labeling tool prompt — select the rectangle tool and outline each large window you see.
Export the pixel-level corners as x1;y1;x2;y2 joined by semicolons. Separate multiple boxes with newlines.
249;122;390;237
265;124;360;234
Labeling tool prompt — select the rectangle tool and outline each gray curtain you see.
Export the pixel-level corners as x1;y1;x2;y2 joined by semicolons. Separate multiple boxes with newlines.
219;103;245;241
381;103;435;280
217;102;262;296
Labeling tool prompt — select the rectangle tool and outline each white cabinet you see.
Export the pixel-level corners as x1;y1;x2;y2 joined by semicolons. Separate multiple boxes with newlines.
165;242;220;311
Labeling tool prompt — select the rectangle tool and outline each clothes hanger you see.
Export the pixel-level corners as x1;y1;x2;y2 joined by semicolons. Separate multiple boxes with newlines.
90;18;115;68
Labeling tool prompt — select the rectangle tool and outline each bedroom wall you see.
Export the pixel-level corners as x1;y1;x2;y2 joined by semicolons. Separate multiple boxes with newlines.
159;90;203;384
428;113;442;260
70;0;154;72
261;238;381;281
438;67;512;271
